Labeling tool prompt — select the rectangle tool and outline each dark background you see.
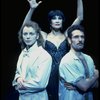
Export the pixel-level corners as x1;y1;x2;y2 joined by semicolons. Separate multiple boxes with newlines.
1;0;99;100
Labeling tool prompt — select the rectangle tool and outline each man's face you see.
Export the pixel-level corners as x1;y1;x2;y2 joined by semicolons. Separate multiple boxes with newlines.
70;30;85;51
22;26;38;47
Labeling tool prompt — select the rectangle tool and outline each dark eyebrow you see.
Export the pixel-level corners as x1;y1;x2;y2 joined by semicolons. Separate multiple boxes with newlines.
73;35;84;38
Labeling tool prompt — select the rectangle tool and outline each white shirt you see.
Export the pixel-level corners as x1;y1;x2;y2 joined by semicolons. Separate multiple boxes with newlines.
59;50;95;100
12;42;52;100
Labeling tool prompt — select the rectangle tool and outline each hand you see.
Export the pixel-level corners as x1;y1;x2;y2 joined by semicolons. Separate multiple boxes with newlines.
94;69;99;79
17;77;26;89
64;82;76;90
27;0;42;8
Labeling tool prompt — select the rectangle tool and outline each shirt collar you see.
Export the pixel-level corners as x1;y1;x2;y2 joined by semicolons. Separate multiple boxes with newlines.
23;42;38;53
69;50;84;60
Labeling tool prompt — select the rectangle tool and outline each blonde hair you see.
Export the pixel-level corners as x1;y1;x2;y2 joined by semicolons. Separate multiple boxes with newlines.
18;21;44;49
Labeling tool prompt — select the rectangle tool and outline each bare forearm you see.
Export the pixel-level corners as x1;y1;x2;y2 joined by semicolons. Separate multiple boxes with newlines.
22;8;35;26
71;0;83;26
76;76;98;92
77;0;83;20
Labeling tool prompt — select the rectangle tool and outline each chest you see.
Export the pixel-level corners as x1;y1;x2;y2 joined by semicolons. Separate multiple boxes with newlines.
47;35;66;49
74;59;94;77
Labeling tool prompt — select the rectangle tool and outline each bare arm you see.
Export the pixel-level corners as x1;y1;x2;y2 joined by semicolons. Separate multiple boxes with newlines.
92;65;99;88
72;0;83;25
17;0;48;45
22;0;47;44
22;0;42;26
76;69;99;92
64;0;83;36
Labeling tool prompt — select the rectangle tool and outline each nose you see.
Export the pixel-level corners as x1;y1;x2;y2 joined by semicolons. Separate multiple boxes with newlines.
55;18;61;22
26;34;30;39
79;37;82;41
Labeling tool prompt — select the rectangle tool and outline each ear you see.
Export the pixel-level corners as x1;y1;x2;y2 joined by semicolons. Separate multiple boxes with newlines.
68;37;71;45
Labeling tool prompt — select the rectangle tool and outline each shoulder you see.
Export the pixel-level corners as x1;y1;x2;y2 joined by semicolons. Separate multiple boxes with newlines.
18;49;25;57
59;53;72;71
83;53;94;65
40;31;48;47
40;31;47;40
83;53;93;61
61;52;73;64
39;46;52;59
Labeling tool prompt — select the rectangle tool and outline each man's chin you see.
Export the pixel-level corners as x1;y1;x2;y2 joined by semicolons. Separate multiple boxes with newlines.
75;47;83;52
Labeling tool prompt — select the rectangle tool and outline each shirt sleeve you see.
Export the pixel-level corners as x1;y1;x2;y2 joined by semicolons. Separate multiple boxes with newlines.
59;61;84;85
12;51;23;87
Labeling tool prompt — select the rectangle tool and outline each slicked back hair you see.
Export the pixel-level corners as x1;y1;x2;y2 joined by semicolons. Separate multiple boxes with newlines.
67;25;84;39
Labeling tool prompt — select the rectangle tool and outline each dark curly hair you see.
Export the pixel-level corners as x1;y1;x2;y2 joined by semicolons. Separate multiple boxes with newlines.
67;25;84;39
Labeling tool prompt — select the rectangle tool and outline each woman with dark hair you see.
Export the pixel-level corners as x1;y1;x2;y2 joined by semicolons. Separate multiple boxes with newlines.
19;0;83;99
12;21;52;100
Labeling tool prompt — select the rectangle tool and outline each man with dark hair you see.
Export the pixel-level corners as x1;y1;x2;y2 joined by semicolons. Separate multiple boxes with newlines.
59;25;99;100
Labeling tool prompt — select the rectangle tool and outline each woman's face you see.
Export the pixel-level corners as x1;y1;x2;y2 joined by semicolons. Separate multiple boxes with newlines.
22;26;38;47
50;15;63;30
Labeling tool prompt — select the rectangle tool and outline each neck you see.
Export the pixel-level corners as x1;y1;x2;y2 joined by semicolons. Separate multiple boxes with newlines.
51;30;62;36
26;45;31;50
26;42;37;50
71;48;82;57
